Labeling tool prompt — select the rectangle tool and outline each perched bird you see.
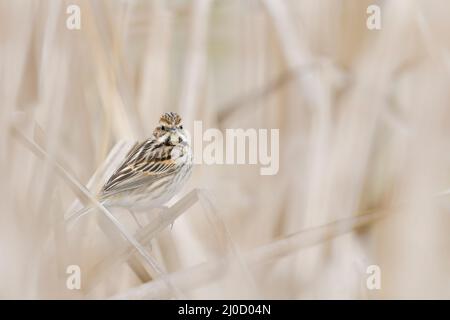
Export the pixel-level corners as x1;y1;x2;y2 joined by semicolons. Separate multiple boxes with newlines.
68;112;192;225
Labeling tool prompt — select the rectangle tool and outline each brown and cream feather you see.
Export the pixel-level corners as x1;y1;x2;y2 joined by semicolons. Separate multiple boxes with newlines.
67;112;193;223
96;112;192;210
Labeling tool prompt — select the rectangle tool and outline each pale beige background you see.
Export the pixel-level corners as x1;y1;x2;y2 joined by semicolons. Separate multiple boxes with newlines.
1;0;449;299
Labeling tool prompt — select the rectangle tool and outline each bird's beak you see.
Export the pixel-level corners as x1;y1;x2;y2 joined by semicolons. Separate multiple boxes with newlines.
169;133;178;144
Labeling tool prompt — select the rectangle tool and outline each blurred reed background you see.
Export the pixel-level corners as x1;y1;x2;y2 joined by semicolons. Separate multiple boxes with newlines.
1;0;450;299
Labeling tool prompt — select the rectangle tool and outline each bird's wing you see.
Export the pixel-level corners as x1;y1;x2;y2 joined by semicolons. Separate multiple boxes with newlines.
99;139;180;198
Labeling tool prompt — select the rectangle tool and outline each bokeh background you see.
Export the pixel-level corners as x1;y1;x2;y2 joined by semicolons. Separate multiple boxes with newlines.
1;0;450;299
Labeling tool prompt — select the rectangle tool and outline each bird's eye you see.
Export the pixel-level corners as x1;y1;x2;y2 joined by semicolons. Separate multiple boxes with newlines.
179;125;183;130
161;125;166;131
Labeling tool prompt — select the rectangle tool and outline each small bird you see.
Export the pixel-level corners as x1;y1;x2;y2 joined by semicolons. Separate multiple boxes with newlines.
68;112;192;225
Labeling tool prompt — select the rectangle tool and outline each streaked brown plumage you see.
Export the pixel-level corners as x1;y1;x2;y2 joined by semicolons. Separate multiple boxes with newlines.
99;111;192;210
69;112;192;223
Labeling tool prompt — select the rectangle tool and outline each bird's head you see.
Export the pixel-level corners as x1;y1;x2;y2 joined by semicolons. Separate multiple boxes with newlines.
153;112;189;146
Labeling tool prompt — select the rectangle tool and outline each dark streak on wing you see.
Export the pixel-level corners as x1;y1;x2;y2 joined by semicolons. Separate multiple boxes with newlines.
100;140;152;192
99;138;180;198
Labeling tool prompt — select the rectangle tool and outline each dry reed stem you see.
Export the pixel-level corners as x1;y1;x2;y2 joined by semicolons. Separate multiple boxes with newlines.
2;0;450;299
178;0;211;126
11;126;184;298
86;189;200;293
111;210;383;299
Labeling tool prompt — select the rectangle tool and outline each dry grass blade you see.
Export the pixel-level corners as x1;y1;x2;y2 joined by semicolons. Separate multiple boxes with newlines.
110;211;383;299
11;126;184;298
3;0;450;299
218;67;301;124
85;189;199;293
178;0;211;126
196;189;260;297
64;140;134;223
